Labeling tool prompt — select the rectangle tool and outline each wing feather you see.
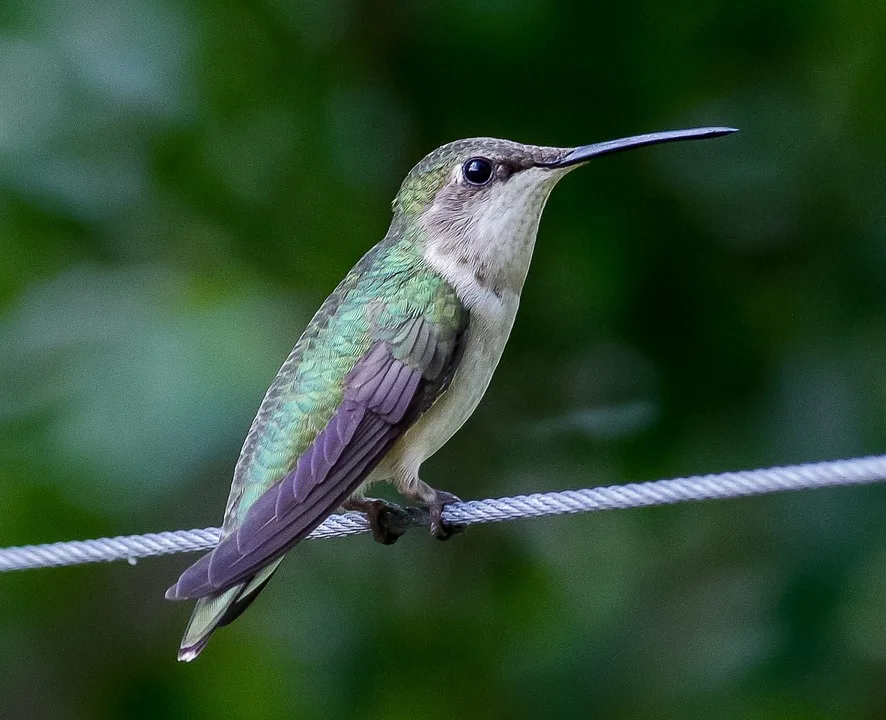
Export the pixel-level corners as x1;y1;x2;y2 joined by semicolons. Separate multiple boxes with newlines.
167;311;465;600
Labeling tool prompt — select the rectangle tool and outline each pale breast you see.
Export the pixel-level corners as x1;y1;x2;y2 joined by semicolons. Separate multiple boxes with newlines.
389;287;519;473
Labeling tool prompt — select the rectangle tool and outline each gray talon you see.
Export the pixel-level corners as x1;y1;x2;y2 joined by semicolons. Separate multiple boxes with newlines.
344;499;409;545
427;491;465;541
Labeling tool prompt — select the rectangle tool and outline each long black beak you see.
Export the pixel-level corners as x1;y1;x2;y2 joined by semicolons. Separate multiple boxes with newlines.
539;127;738;169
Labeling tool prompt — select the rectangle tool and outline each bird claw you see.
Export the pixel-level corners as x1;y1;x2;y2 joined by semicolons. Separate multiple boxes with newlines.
346;491;466;542
344;498;410;545
427;491;465;541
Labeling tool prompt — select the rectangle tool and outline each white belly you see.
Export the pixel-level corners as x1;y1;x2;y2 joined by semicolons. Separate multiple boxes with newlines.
379;288;519;480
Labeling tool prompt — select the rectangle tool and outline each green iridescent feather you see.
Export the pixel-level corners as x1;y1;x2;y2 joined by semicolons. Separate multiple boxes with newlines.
221;225;465;535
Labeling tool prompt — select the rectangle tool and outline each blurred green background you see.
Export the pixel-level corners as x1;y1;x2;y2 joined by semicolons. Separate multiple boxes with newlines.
2;0;886;718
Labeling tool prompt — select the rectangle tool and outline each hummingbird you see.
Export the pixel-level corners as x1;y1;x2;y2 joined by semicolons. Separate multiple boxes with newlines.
165;126;736;660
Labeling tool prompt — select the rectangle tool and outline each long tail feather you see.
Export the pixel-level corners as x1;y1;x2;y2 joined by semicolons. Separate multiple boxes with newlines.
176;559;282;662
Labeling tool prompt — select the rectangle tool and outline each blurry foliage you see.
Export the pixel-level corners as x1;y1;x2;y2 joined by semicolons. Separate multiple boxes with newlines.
1;0;886;718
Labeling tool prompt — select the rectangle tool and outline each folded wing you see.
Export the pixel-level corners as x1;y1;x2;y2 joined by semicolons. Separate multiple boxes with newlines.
167;313;465;600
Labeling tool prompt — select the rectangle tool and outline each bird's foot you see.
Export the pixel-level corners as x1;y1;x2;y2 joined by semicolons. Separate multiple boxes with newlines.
425;490;466;541
343;498;410;545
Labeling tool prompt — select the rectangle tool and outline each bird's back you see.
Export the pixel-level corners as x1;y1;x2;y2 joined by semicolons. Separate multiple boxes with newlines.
220;229;458;535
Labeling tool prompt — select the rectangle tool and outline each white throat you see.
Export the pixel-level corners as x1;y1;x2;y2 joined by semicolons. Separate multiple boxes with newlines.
421;166;559;309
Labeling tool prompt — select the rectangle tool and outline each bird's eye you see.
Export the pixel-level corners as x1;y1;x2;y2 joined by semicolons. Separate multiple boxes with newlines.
462;157;494;186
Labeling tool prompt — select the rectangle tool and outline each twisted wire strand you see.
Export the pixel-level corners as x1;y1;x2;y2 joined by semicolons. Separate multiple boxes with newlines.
2;454;885;572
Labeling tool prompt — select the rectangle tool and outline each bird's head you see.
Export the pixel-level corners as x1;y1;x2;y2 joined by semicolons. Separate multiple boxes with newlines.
392;128;736;298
